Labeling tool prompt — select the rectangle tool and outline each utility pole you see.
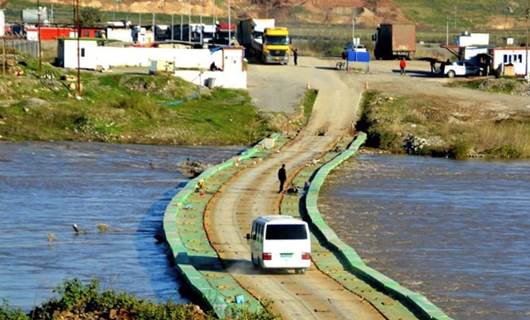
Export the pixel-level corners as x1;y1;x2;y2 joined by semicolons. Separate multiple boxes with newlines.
525;0;530;81
188;8;191;42
75;0;81;97
526;0;529;80
152;13;155;41
352;14;355;46
180;15;183;41
171;14;174;41
213;0;216;24
2;37;6;76
228;0;231;46
446;16;449;46
37;0;42;73
454;2;458;30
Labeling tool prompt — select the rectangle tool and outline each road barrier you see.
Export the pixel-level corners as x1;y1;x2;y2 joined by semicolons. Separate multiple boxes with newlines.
163;134;281;318
304;132;453;320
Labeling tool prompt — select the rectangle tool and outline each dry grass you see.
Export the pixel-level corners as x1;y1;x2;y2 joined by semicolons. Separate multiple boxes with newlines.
357;90;530;159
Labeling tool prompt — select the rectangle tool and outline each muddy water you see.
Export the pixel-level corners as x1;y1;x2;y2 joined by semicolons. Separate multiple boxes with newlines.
0;142;240;310
319;154;530;320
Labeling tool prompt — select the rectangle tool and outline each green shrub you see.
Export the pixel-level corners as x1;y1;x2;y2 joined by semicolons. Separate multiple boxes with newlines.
0;301;29;320
448;139;472;160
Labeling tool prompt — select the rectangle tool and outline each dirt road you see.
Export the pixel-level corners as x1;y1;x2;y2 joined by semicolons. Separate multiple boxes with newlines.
363;60;530;112
205;58;384;319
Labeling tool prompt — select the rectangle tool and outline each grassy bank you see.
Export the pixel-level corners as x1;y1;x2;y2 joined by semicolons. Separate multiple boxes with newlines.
357;90;530;159
0;58;270;146
0;279;277;320
448;78;530;96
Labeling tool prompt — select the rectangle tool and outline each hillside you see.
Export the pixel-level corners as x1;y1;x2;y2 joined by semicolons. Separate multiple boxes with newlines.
3;0;529;30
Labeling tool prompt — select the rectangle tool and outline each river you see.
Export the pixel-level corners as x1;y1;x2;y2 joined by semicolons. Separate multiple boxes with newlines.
319;153;530;320
0;142;240;311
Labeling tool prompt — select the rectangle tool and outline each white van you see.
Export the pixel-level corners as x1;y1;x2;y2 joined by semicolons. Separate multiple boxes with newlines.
246;216;311;274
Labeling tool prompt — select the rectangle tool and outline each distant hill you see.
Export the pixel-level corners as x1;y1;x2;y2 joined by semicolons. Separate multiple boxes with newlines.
3;0;529;30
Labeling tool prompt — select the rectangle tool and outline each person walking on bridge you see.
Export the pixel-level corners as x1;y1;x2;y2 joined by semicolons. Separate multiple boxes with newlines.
278;164;287;193
293;48;298;66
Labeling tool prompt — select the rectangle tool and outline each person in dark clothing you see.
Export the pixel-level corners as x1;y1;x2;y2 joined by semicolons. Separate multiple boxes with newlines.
293;48;298;66
278;164;287;193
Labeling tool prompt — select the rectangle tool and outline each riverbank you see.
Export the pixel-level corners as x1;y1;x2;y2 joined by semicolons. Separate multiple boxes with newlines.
0;57;270;146
357;90;530;159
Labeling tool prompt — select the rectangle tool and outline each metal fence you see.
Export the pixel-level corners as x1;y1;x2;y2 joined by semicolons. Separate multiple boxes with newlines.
4;38;39;58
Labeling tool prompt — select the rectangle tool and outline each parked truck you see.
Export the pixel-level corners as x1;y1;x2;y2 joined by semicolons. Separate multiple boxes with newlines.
373;23;416;60
237;18;290;64
212;22;236;46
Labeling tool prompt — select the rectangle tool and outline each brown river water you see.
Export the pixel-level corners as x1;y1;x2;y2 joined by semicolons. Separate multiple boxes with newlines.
319;153;530;320
0;142;240;311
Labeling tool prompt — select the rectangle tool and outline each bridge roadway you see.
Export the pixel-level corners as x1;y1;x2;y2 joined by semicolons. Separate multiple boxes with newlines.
205;58;386;319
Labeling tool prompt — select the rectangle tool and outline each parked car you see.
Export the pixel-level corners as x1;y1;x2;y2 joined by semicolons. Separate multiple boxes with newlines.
443;61;484;78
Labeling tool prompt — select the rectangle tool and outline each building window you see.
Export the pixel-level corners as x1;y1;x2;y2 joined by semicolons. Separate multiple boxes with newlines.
81;48;85;57
518;54;523;63
504;54;508;63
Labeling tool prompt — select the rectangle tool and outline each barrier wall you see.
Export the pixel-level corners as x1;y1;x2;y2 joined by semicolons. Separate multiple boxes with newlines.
163;134;281;318
305;132;453;320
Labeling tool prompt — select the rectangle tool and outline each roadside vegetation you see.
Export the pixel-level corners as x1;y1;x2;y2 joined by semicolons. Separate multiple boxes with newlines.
357;90;530;159
302;89;318;123
448;78;530;96
266;88;318;136
0;279;277;320
0;56;271;145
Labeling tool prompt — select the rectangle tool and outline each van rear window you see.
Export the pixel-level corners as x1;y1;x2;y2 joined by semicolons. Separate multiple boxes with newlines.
265;224;307;240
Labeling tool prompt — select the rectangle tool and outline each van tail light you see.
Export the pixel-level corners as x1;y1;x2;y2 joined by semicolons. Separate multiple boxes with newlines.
262;252;272;260
302;252;311;260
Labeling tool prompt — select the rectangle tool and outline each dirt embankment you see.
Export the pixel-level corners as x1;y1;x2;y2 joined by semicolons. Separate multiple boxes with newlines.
43;0;409;26
349;60;530;160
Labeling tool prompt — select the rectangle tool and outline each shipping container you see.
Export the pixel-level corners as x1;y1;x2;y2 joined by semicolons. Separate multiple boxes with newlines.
373;23;416;60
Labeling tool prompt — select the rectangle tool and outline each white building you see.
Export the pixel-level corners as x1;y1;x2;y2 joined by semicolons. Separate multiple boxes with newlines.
457;33;489;47
106;27;134;43
174;48;247;89
0;10;5;37
491;48;530;76
57;39;247;89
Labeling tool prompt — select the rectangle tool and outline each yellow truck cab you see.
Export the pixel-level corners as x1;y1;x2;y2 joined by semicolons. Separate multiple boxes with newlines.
262;27;290;64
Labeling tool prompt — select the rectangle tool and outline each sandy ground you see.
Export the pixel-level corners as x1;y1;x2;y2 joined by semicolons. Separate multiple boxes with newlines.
205;57;384;320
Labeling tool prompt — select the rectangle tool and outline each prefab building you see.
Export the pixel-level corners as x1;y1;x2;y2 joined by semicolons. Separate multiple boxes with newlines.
57;38;247;89
26;27;73;41
491;48;530;76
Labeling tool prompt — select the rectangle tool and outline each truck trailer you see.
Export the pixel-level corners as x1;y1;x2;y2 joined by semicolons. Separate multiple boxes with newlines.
373;23;416;60
238;18;290;64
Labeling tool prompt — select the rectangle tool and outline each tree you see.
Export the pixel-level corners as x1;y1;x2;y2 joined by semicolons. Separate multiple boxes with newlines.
80;7;104;26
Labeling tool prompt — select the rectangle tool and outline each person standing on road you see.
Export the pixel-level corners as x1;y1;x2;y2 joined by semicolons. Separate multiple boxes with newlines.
278;164;287;193
293;48;298;66
399;58;407;76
